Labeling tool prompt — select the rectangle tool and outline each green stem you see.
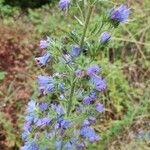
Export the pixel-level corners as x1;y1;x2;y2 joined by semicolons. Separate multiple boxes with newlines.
80;5;94;49
67;75;76;116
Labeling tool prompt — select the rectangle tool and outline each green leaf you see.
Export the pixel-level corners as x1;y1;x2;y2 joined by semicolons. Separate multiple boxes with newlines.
0;71;6;80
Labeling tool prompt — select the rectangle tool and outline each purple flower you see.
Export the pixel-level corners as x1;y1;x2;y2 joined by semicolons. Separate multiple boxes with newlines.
34;117;51;127
65;54;73;64
60;120;72;129
110;5;130;23
58;83;64;91
38;102;48;111
37;75;52;86
37;76;54;95
56;105;65;115
21;141;38;150
88;116;96;123
22;132;28;141
83;116;96;127
42;117;51;126
90;90;96;100
76;104;83;113
51;104;65;115
99;32;111;43
82;96;92;105
27;100;36;113
50;103;57;110
87;65;100;76
92;75;106;91
34;118;43;127
25;114;34;123
59;0;70;11
71;45;81;57
39;83;54;95
23;123;32;132
95;102;105;113
77;142;86;149
35;52;51;66
45;83;54;93
64;142;74;149
55;141;62;150
83;119;91;126
80;127;100;142
39;40;49;49
46;131;55;138
75;69;82;77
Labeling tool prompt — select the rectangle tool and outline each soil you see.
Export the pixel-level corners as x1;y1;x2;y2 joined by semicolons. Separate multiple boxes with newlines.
0;22;38;149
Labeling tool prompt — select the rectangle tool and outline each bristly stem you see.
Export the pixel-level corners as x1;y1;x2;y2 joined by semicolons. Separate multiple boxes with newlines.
67;74;76;116
80;5;94;49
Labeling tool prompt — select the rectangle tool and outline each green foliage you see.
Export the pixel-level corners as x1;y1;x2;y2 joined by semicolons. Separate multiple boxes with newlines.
0;71;6;81
0;112;20;147
0;0;19;18
0;0;150;149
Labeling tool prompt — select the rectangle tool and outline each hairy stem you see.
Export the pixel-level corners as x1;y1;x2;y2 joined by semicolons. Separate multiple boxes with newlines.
67;75;76;116
80;5;94;49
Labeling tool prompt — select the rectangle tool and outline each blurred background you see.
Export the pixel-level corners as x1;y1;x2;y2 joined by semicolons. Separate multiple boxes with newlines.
0;0;150;149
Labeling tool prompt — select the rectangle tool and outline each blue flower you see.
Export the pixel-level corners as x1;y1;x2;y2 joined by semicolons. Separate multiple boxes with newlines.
45;83;55;93
42;117;51;126
51;104;65;115
92;75;106;91
58;83;64;91
71;45;81;57
80;127;100;142
60;119;72;129
27;100;36;113
25;114;34;123
21;141;38;150
64;139;76;150
82;96;92;105
34;116;51;127
88;116;96;123
83;119;91;126
87;65;100;76
95;102;105;113
37;75;52;86
23;123;32;132
89;90;96;100
64;54;73;64
56;105;65;115
77;142;86;149
75;69;82;77
110;5;130;23
99;32;111;43
76;104;83;113
35;52;51;66
37;76;54;95
55;141;62;150
38;102;48;111
39;40;49;49
59;0;70;11
83;116;96;127
22;132;28;141
64;142;73;150
46;131;55;138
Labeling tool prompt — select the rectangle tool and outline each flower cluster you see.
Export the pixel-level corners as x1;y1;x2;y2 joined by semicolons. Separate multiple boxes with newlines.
110;4;130;26
21;1;130;150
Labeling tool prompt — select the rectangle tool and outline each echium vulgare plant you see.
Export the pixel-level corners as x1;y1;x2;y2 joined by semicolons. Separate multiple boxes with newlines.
21;1;130;150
